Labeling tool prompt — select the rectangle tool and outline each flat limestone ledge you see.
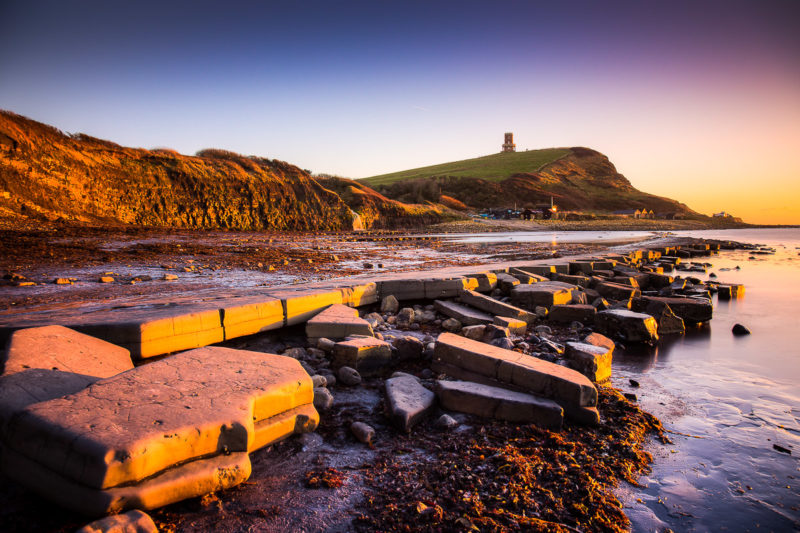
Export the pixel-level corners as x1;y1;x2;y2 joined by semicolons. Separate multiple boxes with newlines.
435;379;563;429
377;276;480;301
73;303;226;359
332;337;392;376
384;375;436;432
433;300;494;326
300;281;379;307
565;342;613;383
264;288;344;327
3;346;316;490
510;282;577;310
305;304;373;339
432;332;597;408
219;295;284;339
76;510;157;533
1;446;250;516
459;290;535;324
2;325;133;378
0;369;98;431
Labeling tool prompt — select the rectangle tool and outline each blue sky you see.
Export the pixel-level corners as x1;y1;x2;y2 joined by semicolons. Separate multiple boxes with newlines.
1;1;798;222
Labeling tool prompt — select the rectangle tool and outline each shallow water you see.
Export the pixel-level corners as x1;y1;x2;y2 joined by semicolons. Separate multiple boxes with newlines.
606;228;800;531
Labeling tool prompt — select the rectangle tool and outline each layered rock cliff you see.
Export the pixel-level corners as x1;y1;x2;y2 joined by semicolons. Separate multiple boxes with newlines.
0;111;447;231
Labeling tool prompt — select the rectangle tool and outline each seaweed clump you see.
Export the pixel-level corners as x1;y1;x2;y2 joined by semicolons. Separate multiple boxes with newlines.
355;386;668;532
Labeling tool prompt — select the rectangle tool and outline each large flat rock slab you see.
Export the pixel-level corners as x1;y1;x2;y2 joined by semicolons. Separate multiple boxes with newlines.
2;346;316;491
306;304;373;339
2;446;251;516
220;296;284;339
0;369;99;431
384;375;435;432
73;303;225;359
432;332;597;409
435;380;563;429
459;290;535;324
433;300;494;326
510;282;576;310
2;325;132;377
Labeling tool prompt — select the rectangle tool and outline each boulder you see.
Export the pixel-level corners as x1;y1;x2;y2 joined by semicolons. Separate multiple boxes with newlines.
583;332;615;350
380;295;400;314
2;325;132;378
547;304;596;324
458;290;535;324
395;308;416;328
433;300;494;326
461;325;487;341
441;318;462;332
509;268;549;284
305;304;373;339
332;337;392;375
565;342;613;383
594;310;659;344
510;282;576;310
569;261;595;275
384;375;436;432
435;380;563;429
393;335;424;360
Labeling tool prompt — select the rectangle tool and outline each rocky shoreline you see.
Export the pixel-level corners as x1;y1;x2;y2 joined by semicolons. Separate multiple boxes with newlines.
0;233;756;532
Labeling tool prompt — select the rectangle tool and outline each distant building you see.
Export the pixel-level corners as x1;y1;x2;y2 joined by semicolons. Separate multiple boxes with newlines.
613;209;643;219
713;211;732;218
502;132;516;153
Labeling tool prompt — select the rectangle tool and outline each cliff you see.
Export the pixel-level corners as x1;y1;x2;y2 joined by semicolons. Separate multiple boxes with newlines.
0;111;448;231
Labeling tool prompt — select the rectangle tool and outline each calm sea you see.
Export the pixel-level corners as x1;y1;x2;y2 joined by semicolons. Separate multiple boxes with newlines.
614;228;800;532
455;227;800;531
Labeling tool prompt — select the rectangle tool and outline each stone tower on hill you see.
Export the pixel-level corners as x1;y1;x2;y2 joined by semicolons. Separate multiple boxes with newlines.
502;132;516;152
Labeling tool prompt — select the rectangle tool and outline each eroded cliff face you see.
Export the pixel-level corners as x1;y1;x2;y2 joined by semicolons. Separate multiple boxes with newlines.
0;111;357;230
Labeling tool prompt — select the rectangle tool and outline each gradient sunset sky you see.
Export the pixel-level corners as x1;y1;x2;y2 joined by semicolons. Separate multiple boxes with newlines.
1;1;798;224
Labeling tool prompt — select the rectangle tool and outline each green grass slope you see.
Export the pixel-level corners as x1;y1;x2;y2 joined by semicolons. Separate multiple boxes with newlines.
362;148;570;186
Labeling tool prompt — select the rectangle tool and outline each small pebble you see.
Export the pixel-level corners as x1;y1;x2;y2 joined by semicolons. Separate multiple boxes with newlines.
350;421;375;445
338;366;362;386
435;414;459;430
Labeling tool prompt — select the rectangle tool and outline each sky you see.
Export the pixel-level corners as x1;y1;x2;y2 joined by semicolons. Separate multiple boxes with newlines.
1;1;798;224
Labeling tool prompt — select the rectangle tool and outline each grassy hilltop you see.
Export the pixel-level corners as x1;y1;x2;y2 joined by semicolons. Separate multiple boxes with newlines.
361;147;700;216
363;148;571;187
